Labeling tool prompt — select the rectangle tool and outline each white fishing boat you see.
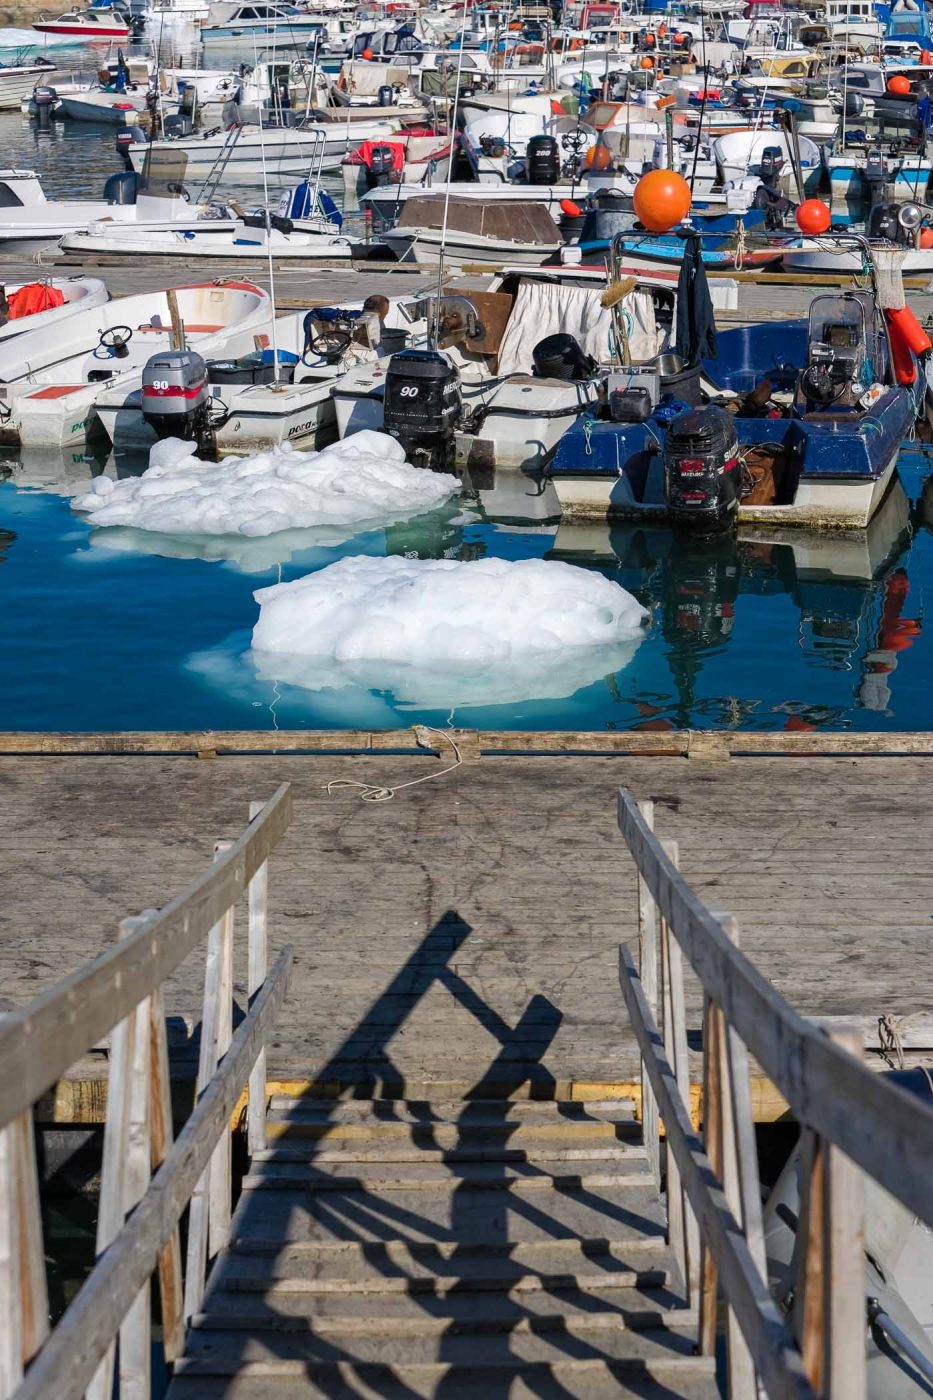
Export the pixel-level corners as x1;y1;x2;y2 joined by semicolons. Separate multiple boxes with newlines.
0;276;109;342
0;280;271;448
200;2;335;45
381;197;563;267
32;6;130;38
0;55;57;109
782;240;933;273
61;217;353;259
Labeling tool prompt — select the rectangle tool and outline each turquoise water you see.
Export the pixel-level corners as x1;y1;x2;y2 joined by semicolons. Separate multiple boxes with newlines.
2;447;931;733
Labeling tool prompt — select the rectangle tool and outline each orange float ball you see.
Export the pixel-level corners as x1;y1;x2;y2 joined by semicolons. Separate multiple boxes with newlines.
920;226;933;248
361;47;375;59
795;198;832;234
887;74;911;95
639;54;655;69
633;169;692;232
584;143;613;170
560;197;583;216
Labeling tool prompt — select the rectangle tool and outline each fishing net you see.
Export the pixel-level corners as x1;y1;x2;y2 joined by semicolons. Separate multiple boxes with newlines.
872;246;908;310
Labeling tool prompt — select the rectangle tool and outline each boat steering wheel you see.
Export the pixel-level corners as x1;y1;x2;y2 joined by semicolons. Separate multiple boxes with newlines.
303;322;353;365
95;325;133;358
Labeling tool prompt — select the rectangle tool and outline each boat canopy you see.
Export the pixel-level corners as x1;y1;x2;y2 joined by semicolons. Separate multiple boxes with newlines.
394;197;561;243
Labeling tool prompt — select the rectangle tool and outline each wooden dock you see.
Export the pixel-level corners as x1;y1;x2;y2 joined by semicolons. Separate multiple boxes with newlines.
2;741;931;1118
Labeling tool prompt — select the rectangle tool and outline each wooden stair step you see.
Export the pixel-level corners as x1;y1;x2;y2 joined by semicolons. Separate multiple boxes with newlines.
217;1237;670;1291
255;1142;646;1165
241;1157;653;1191
264;1120;640;1145
179;1320;706;1366
266;1097;637;1122
168;1357;720;1400
195;1280;685;1327
229;1185;667;1246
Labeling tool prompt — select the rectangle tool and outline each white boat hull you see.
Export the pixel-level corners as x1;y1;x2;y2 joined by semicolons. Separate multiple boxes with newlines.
0;277;109;342
382;227;560;268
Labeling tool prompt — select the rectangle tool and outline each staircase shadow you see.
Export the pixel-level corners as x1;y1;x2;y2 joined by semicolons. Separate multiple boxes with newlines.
191;911;694;1400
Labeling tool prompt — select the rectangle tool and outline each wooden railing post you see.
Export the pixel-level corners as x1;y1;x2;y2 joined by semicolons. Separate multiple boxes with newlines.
794;1024;866;1400
0;1119;22;1399
659;838;700;1303
184;839;235;1324
119;995;152;1400
636;798;660;1193
247;799;270;1157
700;915;764;1398
149;985;184;1364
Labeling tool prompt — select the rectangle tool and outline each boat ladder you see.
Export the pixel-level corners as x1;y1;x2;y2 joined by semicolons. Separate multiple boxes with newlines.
195;124;242;205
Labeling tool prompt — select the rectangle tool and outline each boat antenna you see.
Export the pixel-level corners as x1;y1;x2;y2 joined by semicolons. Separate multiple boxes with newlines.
433;0;470;347
253;30;280;381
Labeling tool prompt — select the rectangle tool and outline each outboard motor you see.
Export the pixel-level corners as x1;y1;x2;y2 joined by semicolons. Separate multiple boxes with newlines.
367;143;398;187
32;84;57;124
526;134;560;185
664;406;741;534
141;350;211;443
377;83;394;107
103;132;140;204
866;199;921;246
758;145;784;184
383;348;461;473
532;333;596;381
162;112;194;138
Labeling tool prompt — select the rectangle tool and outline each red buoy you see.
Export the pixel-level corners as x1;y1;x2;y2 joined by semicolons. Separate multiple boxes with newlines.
886;303;932;357
632;169;691;232
795;198;831;234
887;74;911;95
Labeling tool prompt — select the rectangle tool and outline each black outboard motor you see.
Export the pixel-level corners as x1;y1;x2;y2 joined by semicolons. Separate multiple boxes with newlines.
532;333;596;381
32;84;57;124
163;112;194;138
664;406;740;534
758;144;784;184
141;350;211;443
866;199;920;246
103;134;140;204
526;134;560;184
378;83;394;107
366;143;398;188
383;348;461;472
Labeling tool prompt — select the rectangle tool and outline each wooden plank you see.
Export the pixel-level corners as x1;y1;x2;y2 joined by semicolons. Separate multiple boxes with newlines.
0;1124;22;1399
661;840;699;1302
617;790;933;1227
636;800;660;1193
149;987;184;1364
208;843;235;1261
247;799;270;1158
619;944;817;1400
119;995;152;1400
10;949;292;1400
11;1114;48;1369
0;784;292;1130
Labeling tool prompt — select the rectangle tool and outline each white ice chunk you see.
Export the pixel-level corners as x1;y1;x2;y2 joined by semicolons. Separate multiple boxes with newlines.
250;555;648;706
71;431;459;538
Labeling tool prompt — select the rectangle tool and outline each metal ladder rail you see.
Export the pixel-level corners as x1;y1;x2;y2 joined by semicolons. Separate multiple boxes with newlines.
195;124;243;206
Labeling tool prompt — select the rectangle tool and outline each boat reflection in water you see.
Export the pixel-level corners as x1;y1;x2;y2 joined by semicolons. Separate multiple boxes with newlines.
545;477;921;729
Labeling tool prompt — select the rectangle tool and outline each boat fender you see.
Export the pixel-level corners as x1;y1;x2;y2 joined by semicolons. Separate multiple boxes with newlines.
886;303;932;358
884;309;919;386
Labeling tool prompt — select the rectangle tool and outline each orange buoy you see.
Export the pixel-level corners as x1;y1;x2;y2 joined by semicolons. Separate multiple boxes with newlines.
795;198;831;234
361;47;374;59
584;143;613;170
632;168;692;232
560;197;582;216
672;31;685;43
643;30;655;46
920;226;933;248
887;74;911;95
639;53;655;68
922;49;933;64
886;303;932;357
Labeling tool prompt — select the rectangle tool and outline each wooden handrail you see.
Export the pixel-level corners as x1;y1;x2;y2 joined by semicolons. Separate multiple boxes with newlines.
0;783;292;1131
10;949;292;1400
617;789;933;1229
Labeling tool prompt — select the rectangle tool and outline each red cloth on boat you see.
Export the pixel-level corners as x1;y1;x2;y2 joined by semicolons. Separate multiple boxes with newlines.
6;283;66;319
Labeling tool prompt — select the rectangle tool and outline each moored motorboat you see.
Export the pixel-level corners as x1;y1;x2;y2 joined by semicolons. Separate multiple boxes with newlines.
0;276;109;341
32;6;130;38
381;196;563;267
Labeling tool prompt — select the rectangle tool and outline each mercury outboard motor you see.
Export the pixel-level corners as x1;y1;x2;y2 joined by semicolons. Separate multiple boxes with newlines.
367;143;398;187
532;333;596;381
383;348;461;472
664;406;740;534
141;350;211;443
526;134;560;185
758;145;784;184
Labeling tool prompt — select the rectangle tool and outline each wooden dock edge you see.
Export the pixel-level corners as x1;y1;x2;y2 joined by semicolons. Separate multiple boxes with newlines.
1;729;933;759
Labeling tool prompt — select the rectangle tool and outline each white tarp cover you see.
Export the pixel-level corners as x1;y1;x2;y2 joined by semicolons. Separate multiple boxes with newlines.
496;278;658;377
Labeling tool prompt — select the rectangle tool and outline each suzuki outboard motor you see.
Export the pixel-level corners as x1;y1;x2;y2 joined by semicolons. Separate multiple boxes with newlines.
664;406;740;534
141;350;210;442
383;348;461;473
532;333;596;381
526;134;560;184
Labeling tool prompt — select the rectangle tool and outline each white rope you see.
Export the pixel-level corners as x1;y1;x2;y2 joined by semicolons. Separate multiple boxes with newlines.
323;726;463;802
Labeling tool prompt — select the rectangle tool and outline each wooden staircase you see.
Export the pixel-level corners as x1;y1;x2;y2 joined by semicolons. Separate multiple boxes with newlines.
168;1093;720;1399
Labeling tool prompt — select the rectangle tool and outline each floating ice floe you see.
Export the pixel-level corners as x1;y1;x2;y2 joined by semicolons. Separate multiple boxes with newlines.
250;555;649;707
71;432;460;539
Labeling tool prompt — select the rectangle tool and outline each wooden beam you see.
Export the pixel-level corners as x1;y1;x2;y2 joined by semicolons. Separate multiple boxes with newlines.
10;950;292;1400
247;799;270;1158
617;789;933;1228
0;785;292;1131
636;799;660;1192
619;943;817;1400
